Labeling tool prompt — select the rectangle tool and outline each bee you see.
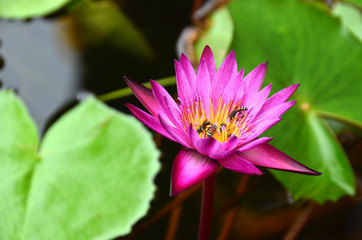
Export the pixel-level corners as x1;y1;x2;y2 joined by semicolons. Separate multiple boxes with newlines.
206;124;218;138
220;122;227;133
197;120;211;134
229;106;248;121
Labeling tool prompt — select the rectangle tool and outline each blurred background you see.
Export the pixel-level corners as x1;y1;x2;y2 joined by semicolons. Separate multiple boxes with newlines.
0;0;361;239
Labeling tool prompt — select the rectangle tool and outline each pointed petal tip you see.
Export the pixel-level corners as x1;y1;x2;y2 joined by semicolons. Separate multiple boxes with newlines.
289;83;300;92
239;143;321;176
266;82;272;90
289;100;297;106
124;102;132;109
274;168;322;176
174;59;181;69
149;79;159;91
309;170;322;176
201;45;212;54
257;61;268;69
225;49;236;60
123;76;133;85
296;166;322;175
123;76;140;85
180;52;192;62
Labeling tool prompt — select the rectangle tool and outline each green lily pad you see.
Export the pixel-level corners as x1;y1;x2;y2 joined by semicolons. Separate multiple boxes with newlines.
269;107;354;203
0;0;71;19
227;0;360;203
0;91;160;239
0;91;39;239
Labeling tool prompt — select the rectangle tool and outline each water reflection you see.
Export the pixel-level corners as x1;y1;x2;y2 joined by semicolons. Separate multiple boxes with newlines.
0;18;81;134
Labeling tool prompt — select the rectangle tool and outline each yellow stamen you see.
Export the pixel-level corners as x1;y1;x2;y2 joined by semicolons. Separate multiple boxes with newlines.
181;97;249;142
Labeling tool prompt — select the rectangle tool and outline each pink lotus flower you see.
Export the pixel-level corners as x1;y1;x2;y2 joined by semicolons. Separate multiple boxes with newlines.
125;46;320;196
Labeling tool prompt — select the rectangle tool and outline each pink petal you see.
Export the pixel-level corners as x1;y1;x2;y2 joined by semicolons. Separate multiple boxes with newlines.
254;101;296;122
243;118;281;142
209;135;241;160
186;124;199;148
196;59;211;114
171;149;219;196
158;114;192;149
243;62;268;96
174;60;195;103
195;137;219;156
124;77;161;116
218;135;239;152
214;50;237;85
180;53;197;89
126;103;175;141
263;84;300;109
150;80;182;127
223;68;245;103
244;83;272;121
212;50;238;103
209;150;237;160
198;46;216;82
236;137;273;152
217;154;263;175
238;143;321;175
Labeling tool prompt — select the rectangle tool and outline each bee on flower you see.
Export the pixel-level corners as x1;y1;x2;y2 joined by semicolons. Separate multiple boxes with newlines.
125;46;320;196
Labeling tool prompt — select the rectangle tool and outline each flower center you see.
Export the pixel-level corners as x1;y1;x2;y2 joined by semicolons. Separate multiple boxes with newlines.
181;96;250;142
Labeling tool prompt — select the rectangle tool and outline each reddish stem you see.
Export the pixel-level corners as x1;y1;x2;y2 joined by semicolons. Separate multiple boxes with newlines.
217;175;250;240
132;182;203;237
283;201;315;240
198;173;216;240
165;205;182;240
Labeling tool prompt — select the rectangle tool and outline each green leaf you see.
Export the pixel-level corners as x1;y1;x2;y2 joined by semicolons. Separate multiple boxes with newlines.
228;0;360;202
194;6;234;68
0;91;160;239
269;108;355;203
0;91;39;239
332;2;362;42
0;0;71;19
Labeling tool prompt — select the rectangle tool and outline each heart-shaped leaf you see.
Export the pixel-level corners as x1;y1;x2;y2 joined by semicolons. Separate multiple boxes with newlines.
225;0;360;203
0;91;160;239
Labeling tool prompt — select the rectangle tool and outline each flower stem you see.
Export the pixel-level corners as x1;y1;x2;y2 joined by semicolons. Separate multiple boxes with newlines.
165;205;182;240
217;175;250;240
283;201;315;240
198;173;216;240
